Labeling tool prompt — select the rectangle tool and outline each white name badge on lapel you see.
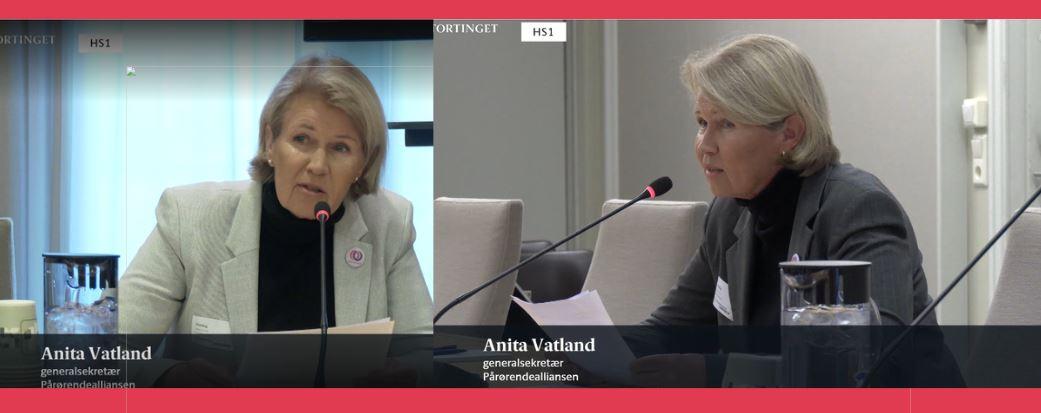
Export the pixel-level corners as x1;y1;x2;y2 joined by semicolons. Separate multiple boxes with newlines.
713;277;734;321
192;315;231;334
191;315;233;351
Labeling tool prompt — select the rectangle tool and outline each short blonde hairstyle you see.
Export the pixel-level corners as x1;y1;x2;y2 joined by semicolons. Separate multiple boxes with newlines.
681;34;839;176
249;55;386;199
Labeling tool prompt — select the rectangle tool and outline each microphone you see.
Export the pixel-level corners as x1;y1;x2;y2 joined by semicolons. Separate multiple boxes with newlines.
433;176;673;324
313;201;331;387
315;202;331;223
860;183;1041;387
643;176;673;201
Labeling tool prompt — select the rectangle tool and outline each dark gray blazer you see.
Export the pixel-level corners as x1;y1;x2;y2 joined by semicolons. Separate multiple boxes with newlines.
646;163;935;326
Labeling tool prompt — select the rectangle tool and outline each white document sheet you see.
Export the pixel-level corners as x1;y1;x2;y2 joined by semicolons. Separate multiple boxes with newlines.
512;291;635;385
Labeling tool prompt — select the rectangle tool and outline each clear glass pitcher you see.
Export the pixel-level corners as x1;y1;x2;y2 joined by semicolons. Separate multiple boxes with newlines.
42;254;118;334
780;260;879;326
779;260;879;387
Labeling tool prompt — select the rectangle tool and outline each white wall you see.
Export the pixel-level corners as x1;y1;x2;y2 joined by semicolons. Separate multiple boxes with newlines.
1030;21;1041;201
613;21;967;321
937;21;970;325
434;21;568;242
975;20;1041;324
1031;21;1041;198
965;22;991;324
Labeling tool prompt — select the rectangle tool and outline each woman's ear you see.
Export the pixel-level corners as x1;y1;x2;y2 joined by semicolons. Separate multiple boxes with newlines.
783;113;806;151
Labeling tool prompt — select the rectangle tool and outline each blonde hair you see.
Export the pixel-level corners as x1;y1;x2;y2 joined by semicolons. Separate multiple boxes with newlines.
681;34;839;176
249;55;386;199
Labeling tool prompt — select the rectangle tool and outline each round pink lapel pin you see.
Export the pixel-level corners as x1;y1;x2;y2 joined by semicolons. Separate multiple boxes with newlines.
346;247;365;268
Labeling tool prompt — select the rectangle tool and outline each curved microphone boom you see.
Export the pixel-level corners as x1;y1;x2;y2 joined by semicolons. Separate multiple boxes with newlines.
313;201;331;387
433;177;673;324
860;182;1041;387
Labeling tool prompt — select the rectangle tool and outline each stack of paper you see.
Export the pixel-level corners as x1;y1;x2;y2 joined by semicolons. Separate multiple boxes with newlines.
512;291;635;385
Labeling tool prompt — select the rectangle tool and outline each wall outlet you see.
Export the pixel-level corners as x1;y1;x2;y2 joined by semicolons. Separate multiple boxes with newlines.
972;135;988;187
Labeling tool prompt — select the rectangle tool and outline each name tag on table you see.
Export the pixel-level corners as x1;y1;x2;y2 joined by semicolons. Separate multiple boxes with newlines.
713;277;734;321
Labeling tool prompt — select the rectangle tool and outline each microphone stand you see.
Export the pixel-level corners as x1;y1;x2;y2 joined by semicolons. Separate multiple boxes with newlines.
315;206;330;388
859;183;1041;387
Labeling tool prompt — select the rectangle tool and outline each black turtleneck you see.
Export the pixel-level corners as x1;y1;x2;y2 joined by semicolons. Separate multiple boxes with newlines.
257;181;345;332
735;168;802;326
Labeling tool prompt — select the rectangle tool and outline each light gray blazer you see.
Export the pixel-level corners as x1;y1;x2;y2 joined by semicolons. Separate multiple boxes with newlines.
646;163;935;326
119;181;432;334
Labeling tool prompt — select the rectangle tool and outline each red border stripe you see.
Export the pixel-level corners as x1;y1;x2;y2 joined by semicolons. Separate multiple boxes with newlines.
3;0;1041;19
909;389;1041;413
7;387;1041;411
4;388;912;413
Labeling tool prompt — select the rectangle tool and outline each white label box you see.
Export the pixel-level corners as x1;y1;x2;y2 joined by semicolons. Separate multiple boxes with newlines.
521;22;567;42
78;34;123;53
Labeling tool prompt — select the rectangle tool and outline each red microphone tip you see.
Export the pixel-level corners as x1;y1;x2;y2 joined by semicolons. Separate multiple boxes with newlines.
646;186;657;199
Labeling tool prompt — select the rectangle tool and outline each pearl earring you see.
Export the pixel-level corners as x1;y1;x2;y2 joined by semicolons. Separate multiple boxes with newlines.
267;159;274;167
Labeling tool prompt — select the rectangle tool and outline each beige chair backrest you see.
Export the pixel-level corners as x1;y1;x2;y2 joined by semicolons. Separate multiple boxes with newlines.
0;218;13;299
434;198;523;326
986;208;1041;325
962;209;1041;386
583;200;709;325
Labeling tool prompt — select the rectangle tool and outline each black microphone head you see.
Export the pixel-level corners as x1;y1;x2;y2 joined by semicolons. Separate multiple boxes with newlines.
314;201;331;221
646;176;673;199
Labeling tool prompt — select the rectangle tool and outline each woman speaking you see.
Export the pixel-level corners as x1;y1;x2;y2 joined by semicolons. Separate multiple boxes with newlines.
644;34;935;328
119;56;432;336
629;35;943;386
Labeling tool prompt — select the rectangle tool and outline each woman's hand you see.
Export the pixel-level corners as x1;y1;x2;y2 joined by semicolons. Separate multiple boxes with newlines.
630;353;707;387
